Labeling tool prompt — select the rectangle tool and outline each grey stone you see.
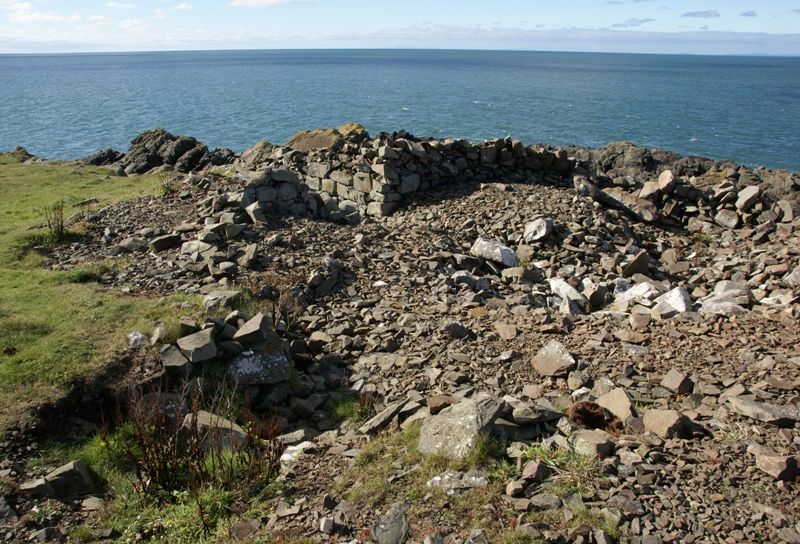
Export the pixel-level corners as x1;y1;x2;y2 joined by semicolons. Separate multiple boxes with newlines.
642;409;692;438
306;162;331;179
183;410;247;452
529;493;562;510
569;429;615;457
523;217;554;243
177;327;217;363
621;250;649;277
180;239;214;256
29;528;62;542
119;236;147;252
660;369;694;395
465;529;489;544
727;396;799;427
0;496;17;523
399;174;420;194
735;185;761;211
469;237;519;268
652;286;692;315
226;349;291;386
245;201;268;224
442;320;471;339
270;167;301;184
232;312;277;344
548;278;589;312
426;470;489;495
785;265;800;288
531;340;576;377
755;455;799;481
149;234;181;252
159;344;191;377
373;503;408;544
639;180;661;200
358;401;405;435
202;290;243;312
658;169;676;191
18;478;55;499
521;460;552;482
596;388;634;421
45;460;99;499
714;209;740;229
418;396;501;460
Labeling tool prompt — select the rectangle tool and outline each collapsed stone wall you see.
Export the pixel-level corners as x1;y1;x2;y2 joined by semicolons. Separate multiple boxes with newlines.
237;135;573;224
234;134;797;242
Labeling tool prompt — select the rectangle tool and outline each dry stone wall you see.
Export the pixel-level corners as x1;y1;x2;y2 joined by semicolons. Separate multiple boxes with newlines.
238;135;572;224
236;133;797;241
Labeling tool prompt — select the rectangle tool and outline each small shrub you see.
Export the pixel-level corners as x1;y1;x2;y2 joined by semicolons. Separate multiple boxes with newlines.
118;384;281;501
158;174;178;197
40;200;66;242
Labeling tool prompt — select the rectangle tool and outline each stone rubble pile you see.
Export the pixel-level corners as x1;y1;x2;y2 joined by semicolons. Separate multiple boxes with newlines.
13;127;797;543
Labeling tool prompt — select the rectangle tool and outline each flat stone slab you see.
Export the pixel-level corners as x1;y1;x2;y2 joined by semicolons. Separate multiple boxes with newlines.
531;340;576;377
728;396;799;427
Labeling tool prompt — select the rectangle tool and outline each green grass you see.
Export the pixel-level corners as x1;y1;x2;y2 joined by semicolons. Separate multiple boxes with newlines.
333;424;520;540
330;391;375;424
520;445;606;498
525;508;621;540
0;153;197;430
41;420;283;543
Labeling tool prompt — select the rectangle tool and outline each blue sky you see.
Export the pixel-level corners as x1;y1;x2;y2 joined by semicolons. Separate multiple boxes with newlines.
1;0;799;54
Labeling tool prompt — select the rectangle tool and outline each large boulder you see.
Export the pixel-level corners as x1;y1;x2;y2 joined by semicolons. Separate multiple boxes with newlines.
418;396;501;460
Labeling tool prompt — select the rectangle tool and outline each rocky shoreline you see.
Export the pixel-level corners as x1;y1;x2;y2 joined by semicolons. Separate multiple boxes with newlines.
2;125;799;543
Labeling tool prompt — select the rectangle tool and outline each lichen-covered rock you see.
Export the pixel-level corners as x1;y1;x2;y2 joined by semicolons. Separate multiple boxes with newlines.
418;396;501;460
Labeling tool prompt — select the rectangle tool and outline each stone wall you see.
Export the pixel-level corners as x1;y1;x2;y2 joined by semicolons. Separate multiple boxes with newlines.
235;135;573;224
233;133;797;240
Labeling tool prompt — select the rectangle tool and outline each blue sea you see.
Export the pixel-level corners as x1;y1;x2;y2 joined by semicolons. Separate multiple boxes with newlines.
1;49;798;171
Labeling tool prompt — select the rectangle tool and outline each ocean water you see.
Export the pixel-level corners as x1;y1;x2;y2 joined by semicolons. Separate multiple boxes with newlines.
0;49;798;172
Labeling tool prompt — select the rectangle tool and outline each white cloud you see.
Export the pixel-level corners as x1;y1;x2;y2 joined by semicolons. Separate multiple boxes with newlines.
228;0;316;7
118;17;142;28
7;2;81;22
172;3;193;10
104;2;136;8
88;14;110;22
152;8;166;19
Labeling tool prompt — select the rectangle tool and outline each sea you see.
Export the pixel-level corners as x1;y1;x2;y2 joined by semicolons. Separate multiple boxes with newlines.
1;49;798;172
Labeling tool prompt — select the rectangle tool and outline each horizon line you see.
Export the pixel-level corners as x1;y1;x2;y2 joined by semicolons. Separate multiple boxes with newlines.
1;46;800;58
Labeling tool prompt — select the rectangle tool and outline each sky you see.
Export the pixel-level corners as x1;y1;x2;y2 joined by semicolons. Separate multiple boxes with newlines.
0;0;799;55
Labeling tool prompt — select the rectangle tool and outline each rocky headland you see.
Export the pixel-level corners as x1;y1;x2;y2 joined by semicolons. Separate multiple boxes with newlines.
2;125;799;544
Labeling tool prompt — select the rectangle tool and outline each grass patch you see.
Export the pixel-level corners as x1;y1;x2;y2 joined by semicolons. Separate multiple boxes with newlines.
334;424;518;539
521;445;605;498
40;387;283;544
330;391;375;424
0;154;192;431
525;508;620;540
